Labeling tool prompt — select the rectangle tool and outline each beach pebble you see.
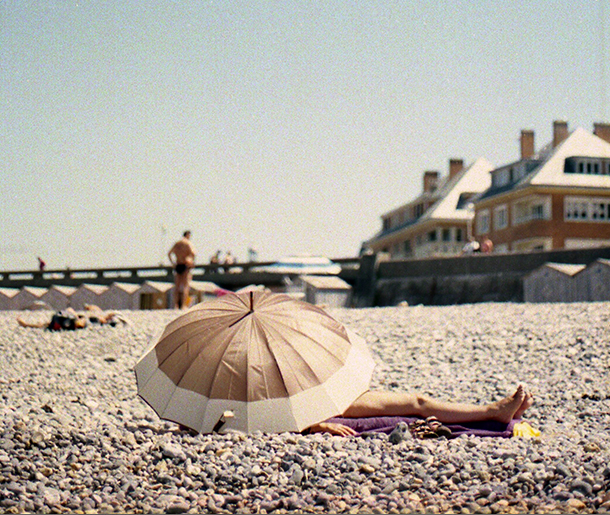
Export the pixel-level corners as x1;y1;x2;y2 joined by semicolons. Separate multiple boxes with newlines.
1;303;609;513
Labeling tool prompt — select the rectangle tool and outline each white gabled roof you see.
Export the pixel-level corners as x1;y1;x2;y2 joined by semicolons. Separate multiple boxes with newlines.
545;263;586;276
190;281;221;294
110;282;141;294
525;127;610;188
0;287;19;298
422;157;494;221
596;258;610;267
20;286;48;297
76;284;108;294
300;275;352;290
49;285;77;295
141;281;173;293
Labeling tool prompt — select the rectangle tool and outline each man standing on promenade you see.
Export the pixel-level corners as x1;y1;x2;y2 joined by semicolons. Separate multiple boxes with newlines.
168;230;197;309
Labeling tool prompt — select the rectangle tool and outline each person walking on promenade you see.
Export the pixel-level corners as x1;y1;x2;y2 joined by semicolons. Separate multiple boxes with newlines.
37;257;46;272
210;250;222;272
223;250;236;273
461;237;480;255
481;237;494;253
168;230;197;309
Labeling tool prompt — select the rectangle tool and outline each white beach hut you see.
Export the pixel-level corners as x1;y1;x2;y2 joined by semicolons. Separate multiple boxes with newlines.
98;282;140;310
0;288;20;311
299;275;353;308
40;285;76;311
523;263;586;303
70;284;109;311
188;280;221;306
13;286;49;310
138;281;173;310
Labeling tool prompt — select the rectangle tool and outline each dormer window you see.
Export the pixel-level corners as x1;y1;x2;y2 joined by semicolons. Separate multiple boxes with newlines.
565;157;610;175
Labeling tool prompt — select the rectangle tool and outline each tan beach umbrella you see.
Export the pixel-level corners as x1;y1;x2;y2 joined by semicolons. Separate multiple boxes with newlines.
135;290;375;434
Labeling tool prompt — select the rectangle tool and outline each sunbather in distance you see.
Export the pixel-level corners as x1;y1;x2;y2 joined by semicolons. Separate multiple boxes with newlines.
17;307;127;330
307;385;534;436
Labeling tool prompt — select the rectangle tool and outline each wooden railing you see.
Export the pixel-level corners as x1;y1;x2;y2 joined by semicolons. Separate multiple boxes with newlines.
0;258;362;290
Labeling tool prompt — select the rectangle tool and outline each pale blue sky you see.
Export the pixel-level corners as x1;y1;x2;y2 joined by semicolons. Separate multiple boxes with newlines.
1;0;608;270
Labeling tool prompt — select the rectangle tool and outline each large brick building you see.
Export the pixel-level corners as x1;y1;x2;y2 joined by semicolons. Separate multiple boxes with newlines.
366;157;494;258
473;121;610;252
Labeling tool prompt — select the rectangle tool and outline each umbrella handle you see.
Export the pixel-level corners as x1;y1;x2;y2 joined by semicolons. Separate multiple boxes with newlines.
212;410;235;432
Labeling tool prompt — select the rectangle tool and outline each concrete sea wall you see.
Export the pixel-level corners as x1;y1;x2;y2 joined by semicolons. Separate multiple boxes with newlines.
367;246;610;306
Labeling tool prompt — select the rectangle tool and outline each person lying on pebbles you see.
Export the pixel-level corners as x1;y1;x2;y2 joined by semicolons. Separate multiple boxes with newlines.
306;385;534;436
17;307;128;330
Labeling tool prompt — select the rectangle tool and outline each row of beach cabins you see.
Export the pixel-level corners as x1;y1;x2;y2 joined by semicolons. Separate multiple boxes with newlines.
524;258;610;303
0;280;221;312
0;275;356;312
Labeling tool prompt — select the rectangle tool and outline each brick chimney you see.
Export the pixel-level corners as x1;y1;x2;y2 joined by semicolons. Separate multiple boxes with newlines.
553;120;569;147
423;171;439;193
449;158;464;179
520;129;535;159
593;122;610;144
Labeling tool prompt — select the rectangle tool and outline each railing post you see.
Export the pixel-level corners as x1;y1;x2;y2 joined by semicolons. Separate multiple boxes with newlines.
353;254;378;307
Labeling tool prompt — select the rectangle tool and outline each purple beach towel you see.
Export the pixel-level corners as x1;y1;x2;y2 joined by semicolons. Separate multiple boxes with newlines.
326;416;518;438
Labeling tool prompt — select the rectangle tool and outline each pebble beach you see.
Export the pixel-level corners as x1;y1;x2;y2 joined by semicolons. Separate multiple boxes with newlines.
1;302;609;514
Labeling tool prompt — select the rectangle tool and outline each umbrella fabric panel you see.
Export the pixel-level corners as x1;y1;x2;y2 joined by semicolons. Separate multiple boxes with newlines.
153;291;354;402
137;346;301;433
257;319;345;397
286;329;376;431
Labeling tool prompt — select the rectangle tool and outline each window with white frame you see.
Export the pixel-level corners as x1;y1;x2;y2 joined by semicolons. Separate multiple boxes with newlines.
477;209;490;234
531;203;545;219
565;197;610;221
512;196;551;225
494;205;508;230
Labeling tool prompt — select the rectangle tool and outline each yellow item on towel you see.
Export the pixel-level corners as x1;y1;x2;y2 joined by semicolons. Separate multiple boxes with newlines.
513;421;541;438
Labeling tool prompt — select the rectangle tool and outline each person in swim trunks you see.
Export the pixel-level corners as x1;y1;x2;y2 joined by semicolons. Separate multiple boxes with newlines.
168;230;197;309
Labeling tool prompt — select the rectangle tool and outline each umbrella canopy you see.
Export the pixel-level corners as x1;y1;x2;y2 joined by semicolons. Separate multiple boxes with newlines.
135;290;375;433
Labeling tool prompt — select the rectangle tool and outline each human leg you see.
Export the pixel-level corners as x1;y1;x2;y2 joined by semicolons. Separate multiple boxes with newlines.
183;271;192;308
173;273;183;309
17;317;48;328
342;386;528;424
175;271;190;309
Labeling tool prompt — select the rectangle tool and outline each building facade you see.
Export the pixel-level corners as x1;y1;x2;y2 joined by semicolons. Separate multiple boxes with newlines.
366;158;494;259
473;121;610;253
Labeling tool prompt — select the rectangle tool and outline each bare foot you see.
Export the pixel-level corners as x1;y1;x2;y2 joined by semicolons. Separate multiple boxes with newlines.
490;385;526;423
513;390;534;420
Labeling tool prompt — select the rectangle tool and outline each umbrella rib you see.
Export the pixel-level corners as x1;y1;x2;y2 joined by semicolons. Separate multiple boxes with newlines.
155;323;228;370
139;366;182;418
155;293;254;392
154;299;253;371
262;322;342;393
205;323;249;400
266;322;346;367
228;291;254;328
249;315;286;399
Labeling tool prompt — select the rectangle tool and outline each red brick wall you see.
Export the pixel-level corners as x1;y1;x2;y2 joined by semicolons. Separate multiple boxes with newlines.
477;190;610;249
